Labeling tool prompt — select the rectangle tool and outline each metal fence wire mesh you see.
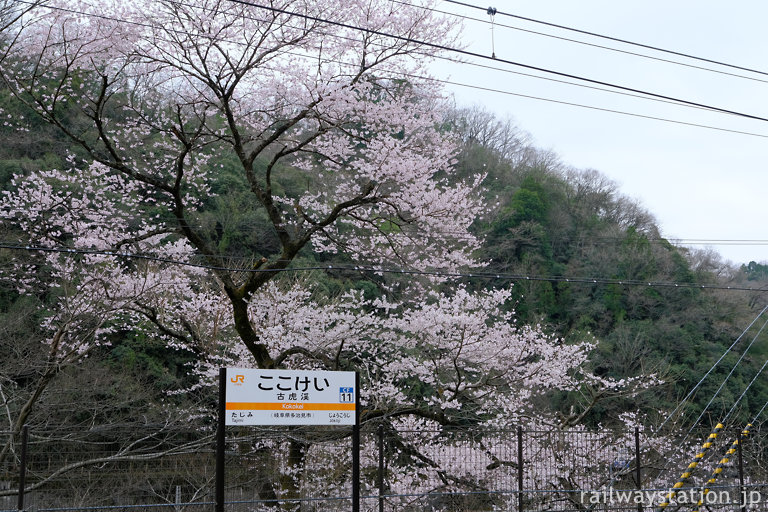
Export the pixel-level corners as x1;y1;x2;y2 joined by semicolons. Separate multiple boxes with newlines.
2;424;768;511
1;425;217;512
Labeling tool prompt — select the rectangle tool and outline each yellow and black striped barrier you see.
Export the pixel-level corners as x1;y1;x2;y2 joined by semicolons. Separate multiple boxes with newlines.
655;422;724;511
690;423;752;512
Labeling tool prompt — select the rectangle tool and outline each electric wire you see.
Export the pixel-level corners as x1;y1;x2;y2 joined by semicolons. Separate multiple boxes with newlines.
2;243;768;293
450;55;728;111
12;0;768;139
654;312;768;486
441;0;768;79
660;403;768;512
658;305;768;432
588;322;768;512
431;74;768;139
271;44;768;138
753;397;768;425
160;0;768;127
6;5;768;492
726;356;768;423
666;313;768;449
270;43;768;137
407;1;768;85
12;0;727;115
685;403;768;512
221;0;768;123
272;43;768;137
4;4;762;272
691;315;768;431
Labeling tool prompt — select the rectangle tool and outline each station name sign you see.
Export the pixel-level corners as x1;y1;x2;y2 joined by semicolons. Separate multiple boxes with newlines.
224;368;356;426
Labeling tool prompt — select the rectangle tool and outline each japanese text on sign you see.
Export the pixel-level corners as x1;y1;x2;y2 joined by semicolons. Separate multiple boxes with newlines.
224;368;356;426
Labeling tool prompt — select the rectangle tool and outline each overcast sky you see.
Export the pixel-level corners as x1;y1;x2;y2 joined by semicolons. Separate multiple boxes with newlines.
432;0;768;266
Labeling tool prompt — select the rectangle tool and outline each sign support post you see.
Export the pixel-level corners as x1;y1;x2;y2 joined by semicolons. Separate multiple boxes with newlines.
352;371;360;512
216;368;226;512
17;424;28;512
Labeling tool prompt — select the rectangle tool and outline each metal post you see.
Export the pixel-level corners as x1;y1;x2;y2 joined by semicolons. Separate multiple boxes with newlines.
17;425;28;512
378;424;385;512
737;432;745;512
517;426;524;512
352;371;360;512
216;368;226;512
174;485;181;512
635;427;642;512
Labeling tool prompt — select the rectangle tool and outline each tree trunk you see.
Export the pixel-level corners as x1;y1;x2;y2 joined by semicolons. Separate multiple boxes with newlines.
278;438;308;512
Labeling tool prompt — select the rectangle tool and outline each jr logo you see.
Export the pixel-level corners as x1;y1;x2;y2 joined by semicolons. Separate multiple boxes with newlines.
231;375;245;384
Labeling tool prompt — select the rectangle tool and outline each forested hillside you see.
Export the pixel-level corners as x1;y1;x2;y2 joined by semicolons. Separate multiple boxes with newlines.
3;92;766;432
448;106;768;427
1;0;767;475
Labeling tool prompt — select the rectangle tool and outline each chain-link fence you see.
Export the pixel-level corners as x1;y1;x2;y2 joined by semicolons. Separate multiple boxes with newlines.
3;424;768;511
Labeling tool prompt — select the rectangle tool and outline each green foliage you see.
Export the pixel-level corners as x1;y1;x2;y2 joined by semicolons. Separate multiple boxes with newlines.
3;86;765;431
450;107;765;428
743;261;768;281
107;332;193;391
509;177;550;223
0;79;89;188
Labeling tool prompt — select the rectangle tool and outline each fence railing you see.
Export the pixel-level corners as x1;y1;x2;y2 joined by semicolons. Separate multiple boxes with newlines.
3;423;768;511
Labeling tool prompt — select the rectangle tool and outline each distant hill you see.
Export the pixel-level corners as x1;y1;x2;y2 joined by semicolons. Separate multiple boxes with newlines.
448;105;768;428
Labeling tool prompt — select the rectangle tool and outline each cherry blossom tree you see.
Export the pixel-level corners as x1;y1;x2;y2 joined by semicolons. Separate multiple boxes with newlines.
0;0;664;507
0;160;223;467
0;0;40;39
203;279;663;509
0;156;661;509
0;0;484;368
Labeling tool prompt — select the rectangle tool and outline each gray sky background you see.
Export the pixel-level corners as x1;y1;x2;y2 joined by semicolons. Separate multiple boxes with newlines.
432;0;768;266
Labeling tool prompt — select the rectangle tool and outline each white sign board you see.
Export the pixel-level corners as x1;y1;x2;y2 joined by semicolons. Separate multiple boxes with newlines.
225;368;356;426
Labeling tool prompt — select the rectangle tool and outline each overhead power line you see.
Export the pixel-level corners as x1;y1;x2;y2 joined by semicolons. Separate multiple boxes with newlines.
688;315;768;431
223;0;768;123
434;75;768;139
441;0;768;79
415;1;768;85
274;46;768;138
659;305;768;431
14;0;768;138
655;311;768;483
3;243;768;293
